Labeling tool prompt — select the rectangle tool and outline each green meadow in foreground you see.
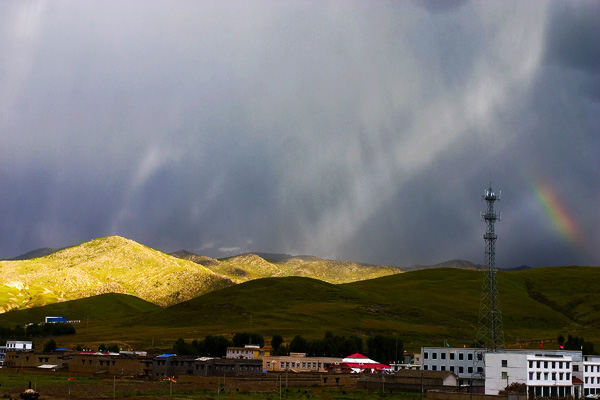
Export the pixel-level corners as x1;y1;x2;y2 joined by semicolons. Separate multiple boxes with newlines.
0;370;420;400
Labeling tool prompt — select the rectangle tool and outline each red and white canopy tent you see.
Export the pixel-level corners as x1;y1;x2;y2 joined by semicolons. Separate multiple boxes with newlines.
328;353;390;373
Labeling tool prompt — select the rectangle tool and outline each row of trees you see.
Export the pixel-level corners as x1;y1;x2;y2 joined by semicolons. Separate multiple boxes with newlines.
173;335;232;357
0;323;76;342
279;332;364;357
558;334;597;355
172;331;404;363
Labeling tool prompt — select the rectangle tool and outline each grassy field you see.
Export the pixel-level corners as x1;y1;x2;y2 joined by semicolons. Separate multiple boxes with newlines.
0;370;421;400
1;266;598;353
0;293;160;327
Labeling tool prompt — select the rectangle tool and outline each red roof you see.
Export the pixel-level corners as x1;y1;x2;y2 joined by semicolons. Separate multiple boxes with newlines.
573;377;583;384
346;353;368;359
345;363;389;370
327;362;390;372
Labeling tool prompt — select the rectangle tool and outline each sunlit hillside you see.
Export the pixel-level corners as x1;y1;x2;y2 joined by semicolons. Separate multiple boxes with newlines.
173;251;401;284
0;236;400;313
0;236;233;311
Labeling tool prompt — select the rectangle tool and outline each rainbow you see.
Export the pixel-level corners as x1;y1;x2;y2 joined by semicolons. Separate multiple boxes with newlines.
532;181;582;247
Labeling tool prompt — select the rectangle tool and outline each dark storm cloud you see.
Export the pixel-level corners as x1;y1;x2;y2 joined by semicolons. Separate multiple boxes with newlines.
1;1;598;268
416;0;468;14
544;1;600;75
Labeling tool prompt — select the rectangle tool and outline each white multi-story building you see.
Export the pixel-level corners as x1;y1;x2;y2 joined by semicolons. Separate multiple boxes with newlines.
5;340;33;351
584;356;600;397
421;347;485;387
226;344;269;360
0;345;6;365
486;351;577;398
422;346;590;397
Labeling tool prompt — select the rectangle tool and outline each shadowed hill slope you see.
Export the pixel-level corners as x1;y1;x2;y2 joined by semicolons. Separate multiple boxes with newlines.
0;293;160;327
0;266;598;352
124;267;599;349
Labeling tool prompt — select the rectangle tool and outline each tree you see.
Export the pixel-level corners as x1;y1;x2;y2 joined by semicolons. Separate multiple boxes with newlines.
232;332;265;347
173;338;195;355
98;344;107;352
289;335;308;353
273;345;288;356
271;335;284;352
107;344;120;353
367;335;403;364
202;335;231;357
43;339;57;352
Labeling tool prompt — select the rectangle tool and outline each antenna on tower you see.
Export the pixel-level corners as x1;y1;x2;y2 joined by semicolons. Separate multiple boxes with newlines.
475;183;505;353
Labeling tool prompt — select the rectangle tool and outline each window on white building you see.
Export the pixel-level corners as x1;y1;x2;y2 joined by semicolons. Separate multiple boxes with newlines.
459;366;464;373
552;373;556;380
459;353;464;360
544;361;548;368
502;360;508;367
529;361;533;368
424;352;429;359
433;353;437;360
559;362;563;369
529;372;534;380
441;353;446;360
537;361;541;368
544;372;549;380
468;353;473;361
502;372;508;379
566;373;570;380
468;367;473;373
560;372;564;380
450;353;455;360
450;366;455;372
537;372;541;380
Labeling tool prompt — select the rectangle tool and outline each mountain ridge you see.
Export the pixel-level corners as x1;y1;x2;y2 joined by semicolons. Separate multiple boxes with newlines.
0;236;399;313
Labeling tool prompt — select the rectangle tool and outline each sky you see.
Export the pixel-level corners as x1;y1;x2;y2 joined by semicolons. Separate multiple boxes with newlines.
1;0;598;268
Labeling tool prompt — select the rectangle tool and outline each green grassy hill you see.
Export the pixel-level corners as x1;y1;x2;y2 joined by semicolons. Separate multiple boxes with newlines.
133;267;589;348
1;264;598;353
0;293;160;327
22;266;591;352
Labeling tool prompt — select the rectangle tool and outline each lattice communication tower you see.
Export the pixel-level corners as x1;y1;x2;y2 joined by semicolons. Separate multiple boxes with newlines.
475;184;505;352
